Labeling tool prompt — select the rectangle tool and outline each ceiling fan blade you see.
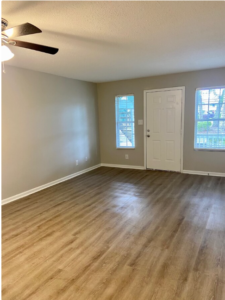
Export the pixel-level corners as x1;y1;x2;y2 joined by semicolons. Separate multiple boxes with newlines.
2;23;42;38
9;39;59;55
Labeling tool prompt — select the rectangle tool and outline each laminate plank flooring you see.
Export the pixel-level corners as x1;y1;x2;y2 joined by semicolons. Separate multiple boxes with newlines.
2;167;225;300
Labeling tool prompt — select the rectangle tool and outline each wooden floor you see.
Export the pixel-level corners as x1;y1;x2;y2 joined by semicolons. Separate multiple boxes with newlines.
2;167;225;300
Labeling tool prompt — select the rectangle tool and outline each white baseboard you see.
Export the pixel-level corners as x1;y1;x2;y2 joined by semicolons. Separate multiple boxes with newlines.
3;165;224;205
2;164;101;205
102;164;225;176
182;170;225;177
101;163;145;170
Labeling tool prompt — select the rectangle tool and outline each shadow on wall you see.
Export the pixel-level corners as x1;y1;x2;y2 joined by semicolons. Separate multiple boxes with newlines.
72;102;91;161
55;100;91;171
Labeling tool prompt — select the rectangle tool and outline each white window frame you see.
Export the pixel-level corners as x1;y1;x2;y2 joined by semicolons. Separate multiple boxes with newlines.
115;94;135;149
194;86;225;151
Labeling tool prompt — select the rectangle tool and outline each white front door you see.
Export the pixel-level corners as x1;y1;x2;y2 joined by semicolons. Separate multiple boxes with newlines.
146;89;182;172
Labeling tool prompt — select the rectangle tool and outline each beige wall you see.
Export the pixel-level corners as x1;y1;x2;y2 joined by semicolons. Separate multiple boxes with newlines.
2;66;225;200
97;67;225;173
2;66;100;199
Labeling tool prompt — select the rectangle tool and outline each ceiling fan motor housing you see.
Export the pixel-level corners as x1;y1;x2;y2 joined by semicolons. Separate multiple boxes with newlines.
1;18;8;31
2;18;9;39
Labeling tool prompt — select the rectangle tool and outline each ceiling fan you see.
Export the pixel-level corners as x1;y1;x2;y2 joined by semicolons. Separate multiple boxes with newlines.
1;18;59;61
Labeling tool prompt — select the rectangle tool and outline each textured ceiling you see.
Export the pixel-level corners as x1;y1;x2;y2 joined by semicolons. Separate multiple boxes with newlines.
2;1;225;83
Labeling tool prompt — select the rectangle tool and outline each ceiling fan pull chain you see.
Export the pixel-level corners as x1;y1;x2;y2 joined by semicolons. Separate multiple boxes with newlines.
2;62;6;73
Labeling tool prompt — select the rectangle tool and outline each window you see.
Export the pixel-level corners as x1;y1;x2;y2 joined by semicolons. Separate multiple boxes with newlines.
194;87;225;150
115;95;135;148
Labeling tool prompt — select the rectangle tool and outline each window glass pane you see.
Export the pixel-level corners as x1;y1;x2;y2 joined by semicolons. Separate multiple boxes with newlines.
220;103;225;119
197;105;209;120
115;95;135;148
197;89;209;105
208;122;217;134
194;87;225;150
197;121;210;134
209;89;220;104
219;121;225;134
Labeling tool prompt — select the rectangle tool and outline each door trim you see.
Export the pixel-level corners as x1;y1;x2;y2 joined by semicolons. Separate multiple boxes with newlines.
143;87;185;172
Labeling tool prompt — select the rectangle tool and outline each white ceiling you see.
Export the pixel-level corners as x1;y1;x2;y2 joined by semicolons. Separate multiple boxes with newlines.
2;1;225;83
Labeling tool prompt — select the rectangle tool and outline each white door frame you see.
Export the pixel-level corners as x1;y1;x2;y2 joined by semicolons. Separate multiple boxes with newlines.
143;87;185;172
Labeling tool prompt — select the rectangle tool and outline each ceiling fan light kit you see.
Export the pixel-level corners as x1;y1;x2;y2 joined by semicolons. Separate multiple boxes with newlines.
1;18;59;63
1;45;14;62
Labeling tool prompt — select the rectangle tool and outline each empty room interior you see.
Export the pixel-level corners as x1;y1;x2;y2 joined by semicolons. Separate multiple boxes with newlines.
1;1;225;300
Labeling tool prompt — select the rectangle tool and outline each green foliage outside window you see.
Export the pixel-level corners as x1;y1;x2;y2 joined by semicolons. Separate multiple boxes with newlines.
197;121;212;132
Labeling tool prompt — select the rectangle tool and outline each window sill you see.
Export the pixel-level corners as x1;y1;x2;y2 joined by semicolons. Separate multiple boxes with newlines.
116;147;135;150
194;148;225;152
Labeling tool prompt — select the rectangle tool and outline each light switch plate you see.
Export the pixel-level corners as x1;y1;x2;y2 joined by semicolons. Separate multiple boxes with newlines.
138;120;143;125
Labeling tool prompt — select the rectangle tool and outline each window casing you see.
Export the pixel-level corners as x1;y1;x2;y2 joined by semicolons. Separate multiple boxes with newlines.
194;87;225;150
115;95;135;148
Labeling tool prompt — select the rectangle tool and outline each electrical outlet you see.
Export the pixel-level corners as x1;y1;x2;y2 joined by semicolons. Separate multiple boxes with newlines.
76;160;79;165
125;154;129;159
